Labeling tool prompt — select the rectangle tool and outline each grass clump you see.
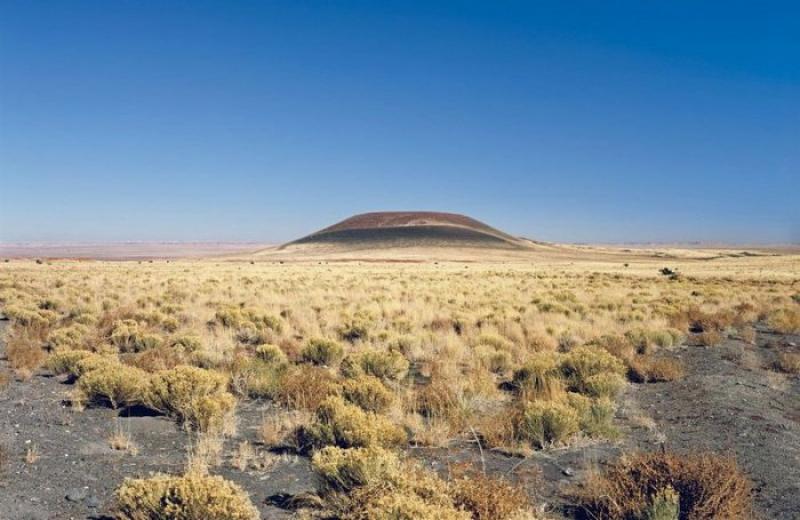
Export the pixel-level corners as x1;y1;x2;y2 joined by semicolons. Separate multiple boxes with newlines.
114;471;259;520
45;349;94;376
311;446;469;520
628;356;685;383
301;337;345;366
77;361;150;409
147;366;236;433
276;364;341;411
110;319;163;353
450;470;532;520
341;375;395;413
561;346;626;398
46;323;91;350
516;399;579;448
255;344;288;365
774;352;800;374
768;308;800;334
512;352;563;400
575;451;753;520
298;396;406;451
357;349;410;381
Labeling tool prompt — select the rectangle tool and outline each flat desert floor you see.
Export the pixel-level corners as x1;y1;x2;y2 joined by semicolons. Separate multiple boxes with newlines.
0;247;798;519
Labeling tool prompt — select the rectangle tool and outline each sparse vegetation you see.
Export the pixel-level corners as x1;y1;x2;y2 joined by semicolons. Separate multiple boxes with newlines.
575;451;753;520
0;252;797;517
114;472;259;520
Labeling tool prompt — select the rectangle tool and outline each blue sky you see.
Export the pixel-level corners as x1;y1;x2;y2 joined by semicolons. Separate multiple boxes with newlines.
1;1;797;243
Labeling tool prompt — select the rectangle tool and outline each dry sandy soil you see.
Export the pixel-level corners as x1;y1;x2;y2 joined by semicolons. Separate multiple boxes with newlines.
2;319;799;519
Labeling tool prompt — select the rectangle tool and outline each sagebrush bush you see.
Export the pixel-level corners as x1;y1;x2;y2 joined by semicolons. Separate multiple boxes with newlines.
46;323;91;350
576;451;753;520
46;349;95;376
768;308;800;334
517;399;579;447
301;337;345;366
341;375;395;413
628;356;685;383
114;471;259;520
110;319;163;353
560;346;626;396
276;364;341;411
512;353;563;400
299;396;406;451
450;470;531;520
147;366;236;432
311;446;469;520
774;352;800;374
358;349;410;381
77;361;150;408
255;343;288;365
229;357;284;399
312;445;403;493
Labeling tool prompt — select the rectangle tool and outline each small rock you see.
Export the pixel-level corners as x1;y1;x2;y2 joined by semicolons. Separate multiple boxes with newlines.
85;495;101;509
65;488;87;502
562;467;575;477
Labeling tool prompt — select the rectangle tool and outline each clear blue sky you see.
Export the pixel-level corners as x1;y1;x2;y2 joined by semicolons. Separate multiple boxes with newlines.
1;1;797;244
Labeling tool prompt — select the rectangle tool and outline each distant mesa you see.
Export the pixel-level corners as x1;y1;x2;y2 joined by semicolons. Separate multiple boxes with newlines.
281;211;531;250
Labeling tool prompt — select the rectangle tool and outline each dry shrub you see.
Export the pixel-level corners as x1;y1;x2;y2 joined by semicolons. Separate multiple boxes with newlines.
6;328;47;377
561;346;626;398
276;364;340;411
695;330;722;347
125;344;186;372
739;327;756;345
300;337;344;366
413;377;466;421
592;335;636;363
450;470;531;520
575;451;753;520
341;375;394;413
512;353;564;401
357;349;410;381
110;319;163;353
46;323;91;350
774;352;800;374
255;343;288;365
628;356;685;383
0;370;9;391
77;361;150;409
259;410;311;448
312;445;402;494
516;399;579;448
312;446;468;520
567;393;618;439
114;471;259;520
147;366;237;433
298;396;406;451
767;308;800;334
228;357;284;399
45;349;94;376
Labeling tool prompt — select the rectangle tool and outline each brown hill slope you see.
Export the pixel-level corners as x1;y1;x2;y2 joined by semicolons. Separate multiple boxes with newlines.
281;211;529;250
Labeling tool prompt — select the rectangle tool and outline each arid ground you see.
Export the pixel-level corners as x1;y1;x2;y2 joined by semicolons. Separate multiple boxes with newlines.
0;244;798;519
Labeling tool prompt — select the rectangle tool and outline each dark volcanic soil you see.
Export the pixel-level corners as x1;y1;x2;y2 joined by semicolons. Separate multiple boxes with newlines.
1;319;798;519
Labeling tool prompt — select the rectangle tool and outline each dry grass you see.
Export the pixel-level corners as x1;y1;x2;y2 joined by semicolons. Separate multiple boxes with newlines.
449;468;532;520
114;471;260;520
574;451;753;520
628;356;685;383
774;352;800;374
0;253;797;515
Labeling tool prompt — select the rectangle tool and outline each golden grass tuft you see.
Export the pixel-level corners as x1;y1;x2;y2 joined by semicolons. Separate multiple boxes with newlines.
114;471;259;520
